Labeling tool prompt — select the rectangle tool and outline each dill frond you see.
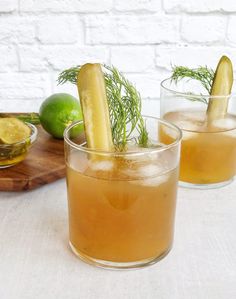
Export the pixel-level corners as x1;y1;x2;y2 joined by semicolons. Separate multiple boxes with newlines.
57;64;148;150
171;65;215;94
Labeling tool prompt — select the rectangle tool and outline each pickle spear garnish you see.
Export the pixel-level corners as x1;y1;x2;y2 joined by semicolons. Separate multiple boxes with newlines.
207;56;233;119
77;63;113;151
59;65;148;150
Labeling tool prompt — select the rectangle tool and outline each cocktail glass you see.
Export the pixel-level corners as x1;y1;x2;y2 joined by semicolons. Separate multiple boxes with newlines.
64;116;181;269
160;78;236;189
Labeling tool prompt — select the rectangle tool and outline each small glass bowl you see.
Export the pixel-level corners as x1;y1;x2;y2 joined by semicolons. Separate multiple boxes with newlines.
0;123;38;169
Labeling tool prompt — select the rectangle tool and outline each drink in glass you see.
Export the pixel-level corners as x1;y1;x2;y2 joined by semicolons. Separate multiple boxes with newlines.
160;77;236;188
64;117;181;269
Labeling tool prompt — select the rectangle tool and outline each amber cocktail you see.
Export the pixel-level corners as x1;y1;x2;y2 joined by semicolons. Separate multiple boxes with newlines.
161;78;236;188
64;117;181;269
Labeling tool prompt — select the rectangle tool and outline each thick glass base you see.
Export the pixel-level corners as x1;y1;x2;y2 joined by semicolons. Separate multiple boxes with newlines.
69;242;172;270
179;178;234;189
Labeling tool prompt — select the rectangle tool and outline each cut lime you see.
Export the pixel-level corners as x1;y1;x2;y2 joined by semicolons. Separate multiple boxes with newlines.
0;118;31;144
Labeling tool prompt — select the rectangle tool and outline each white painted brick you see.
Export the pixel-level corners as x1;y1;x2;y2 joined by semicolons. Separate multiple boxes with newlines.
126;70;169;99
19;45;109;71
0;17;35;44
114;0;161;12
155;46;236;71
18;46;48;71
0;46;18;72
43;45;109;70
164;0;236;13
181;16;226;43
20;0;112;13
0;0;235;113
37;16;82;45
0;73;51;101
227;17;236;44
111;46;155;72
0;99;44;113
217;0;236;12
86;16;180;45
0;0;18;12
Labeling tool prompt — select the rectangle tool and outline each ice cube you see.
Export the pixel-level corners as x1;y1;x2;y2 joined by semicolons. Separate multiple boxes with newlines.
182;130;197;141
161;122;196;140
121;161;164;179
130;173;170;187
88;160;114;171
127;160;170;186
141;174;169;187
161;125;178;139
138;164;163;177
176;119;205;131
212;118;236;131
123;146;161;162
181;111;205;123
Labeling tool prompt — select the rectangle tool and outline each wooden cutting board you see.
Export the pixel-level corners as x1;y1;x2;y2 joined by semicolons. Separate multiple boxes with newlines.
0;124;66;192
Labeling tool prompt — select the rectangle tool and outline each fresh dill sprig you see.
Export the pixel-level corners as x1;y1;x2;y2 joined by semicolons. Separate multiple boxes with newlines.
58;66;79;85
0;113;40;125
171;66;215;94
17;113;40;125
103;65;148;149
57;65;148;149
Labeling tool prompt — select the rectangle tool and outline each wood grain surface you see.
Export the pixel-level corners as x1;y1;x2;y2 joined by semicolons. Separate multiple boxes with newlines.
0;125;65;191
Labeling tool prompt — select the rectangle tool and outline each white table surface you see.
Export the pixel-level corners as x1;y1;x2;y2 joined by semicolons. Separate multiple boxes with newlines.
0;178;236;299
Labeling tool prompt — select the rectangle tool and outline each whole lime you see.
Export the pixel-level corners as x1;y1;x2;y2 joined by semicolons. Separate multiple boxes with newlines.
39;93;83;139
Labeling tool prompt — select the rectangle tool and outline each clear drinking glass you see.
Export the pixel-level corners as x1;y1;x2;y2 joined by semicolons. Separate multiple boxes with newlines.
160;78;236;189
64;116;181;269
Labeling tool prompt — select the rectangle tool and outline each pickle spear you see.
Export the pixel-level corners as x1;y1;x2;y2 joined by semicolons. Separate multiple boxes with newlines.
77;63;113;151
207;56;233;119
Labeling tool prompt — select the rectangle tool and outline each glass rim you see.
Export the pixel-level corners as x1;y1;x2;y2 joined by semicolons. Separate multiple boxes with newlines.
160;77;234;99
64;115;182;157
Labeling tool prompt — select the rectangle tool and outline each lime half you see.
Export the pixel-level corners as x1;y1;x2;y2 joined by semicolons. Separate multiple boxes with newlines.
0;118;31;144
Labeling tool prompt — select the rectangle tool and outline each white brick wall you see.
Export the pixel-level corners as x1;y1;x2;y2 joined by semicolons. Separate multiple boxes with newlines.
0;0;235;115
